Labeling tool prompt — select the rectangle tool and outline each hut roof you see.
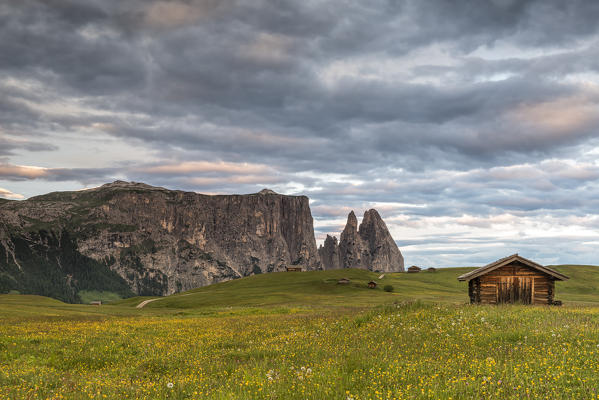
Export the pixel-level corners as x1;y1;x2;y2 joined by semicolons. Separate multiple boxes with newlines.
457;254;569;282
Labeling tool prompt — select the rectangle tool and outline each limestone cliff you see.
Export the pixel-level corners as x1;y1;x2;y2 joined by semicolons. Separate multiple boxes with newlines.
318;235;341;270
319;209;404;272
0;181;321;300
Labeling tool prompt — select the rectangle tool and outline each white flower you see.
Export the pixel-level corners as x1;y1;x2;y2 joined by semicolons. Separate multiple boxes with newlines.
167;382;174;389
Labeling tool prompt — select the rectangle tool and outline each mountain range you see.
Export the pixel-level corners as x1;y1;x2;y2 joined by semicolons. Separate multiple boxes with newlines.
0;181;403;302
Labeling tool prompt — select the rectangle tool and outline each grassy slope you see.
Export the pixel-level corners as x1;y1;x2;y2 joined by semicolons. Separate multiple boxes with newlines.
78;290;124;304
113;267;473;310
0;294;170;321
3;265;599;319
3;266;599;399
551;265;599;304
115;264;599;310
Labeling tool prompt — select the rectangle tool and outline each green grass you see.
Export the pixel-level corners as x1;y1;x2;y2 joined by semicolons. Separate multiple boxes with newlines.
549;265;599;304
3;265;599;399
78;290;124;304
113;267;475;311
115;265;599;310
3;302;599;399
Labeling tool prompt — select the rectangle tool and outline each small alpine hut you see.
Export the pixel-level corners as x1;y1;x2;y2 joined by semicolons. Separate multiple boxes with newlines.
368;281;377;289
457;254;568;305
407;266;421;273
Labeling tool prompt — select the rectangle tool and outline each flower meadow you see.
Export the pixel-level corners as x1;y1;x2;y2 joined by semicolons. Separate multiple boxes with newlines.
2;302;599;399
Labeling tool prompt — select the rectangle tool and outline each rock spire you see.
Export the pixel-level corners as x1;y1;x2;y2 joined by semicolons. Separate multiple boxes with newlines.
319;209;404;272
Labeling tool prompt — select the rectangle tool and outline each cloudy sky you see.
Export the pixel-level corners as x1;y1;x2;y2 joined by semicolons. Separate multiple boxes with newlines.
1;0;599;267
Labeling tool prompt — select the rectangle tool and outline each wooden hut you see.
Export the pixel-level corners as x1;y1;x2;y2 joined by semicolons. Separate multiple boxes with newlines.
407;266;421;273
457;254;568;305
368;281;377;289
90;300;102;306
427;267;437;272
286;266;302;272
337;278;351;285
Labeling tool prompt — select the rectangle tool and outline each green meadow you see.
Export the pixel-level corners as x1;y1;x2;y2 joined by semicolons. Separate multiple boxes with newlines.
2;266;599;399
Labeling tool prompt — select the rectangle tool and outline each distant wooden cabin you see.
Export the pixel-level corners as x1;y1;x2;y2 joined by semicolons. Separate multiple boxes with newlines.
427;267;437;272
286;266;302;272
90;300;102;306
368;281;377;289
457;254;568;305
407;266;421;273
337;278;351;285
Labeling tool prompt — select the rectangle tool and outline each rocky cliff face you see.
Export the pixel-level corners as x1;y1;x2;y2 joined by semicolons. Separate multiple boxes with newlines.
319;235;341;270
0;181;321;300
318;209;404;272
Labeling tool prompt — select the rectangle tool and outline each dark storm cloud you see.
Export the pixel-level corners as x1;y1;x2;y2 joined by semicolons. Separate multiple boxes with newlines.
2;0;599;265
2;0;598;169
0;0;147;94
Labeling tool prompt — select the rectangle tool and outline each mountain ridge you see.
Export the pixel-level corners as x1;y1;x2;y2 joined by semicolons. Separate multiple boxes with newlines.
0;181;403;302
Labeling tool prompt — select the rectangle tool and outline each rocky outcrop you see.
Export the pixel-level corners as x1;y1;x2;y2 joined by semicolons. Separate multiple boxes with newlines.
339;211;366;269
318;235;341;270
319;209;404;272
0;181;321;300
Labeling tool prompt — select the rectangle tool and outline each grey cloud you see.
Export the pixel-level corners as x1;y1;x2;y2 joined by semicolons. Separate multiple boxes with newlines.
0;162;117;183
2;0;599;266
0;1;147;94
0;136;57;156
2;0;598;172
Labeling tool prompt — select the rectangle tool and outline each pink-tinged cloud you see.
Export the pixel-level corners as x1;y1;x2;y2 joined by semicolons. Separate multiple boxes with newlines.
509;94;599;137
0;187;24;200
188;174;283;186
141;161;273;175
0;163;48;179
143;0;225;28
311;205;357;218
241;33;294;65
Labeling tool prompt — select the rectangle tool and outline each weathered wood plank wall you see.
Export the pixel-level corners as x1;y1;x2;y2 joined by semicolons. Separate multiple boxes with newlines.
470;262;555;305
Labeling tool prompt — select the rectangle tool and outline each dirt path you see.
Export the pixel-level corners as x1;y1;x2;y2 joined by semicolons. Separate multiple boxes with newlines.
136;293;192;309
136;298;162;308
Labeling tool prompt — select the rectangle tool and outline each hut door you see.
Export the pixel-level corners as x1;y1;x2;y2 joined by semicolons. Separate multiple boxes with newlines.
497;277;532;304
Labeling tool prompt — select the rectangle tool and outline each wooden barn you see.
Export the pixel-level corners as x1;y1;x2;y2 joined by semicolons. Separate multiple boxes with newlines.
407;266;421;273
457;254;568;305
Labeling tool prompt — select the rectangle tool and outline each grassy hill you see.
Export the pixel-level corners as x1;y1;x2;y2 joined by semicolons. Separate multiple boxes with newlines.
114;264;599;310
112;267;470;310
3;265;599;319
3;265;599;399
